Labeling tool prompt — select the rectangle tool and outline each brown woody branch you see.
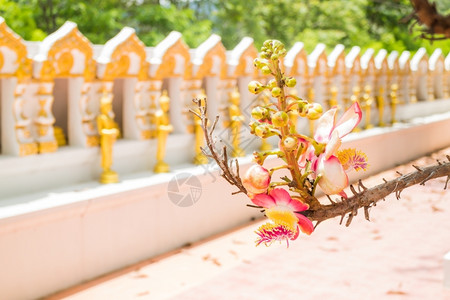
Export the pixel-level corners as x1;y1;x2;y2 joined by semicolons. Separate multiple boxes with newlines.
409;0;450;39
190;98;247;195
302;158;450;225
192;99;450;227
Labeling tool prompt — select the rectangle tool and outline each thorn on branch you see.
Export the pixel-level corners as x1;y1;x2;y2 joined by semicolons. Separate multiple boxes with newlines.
327;195;335;204
383;178;388;183
445;176;450;190
349;184;358;195
396;171;403;176
412;165;423;171
345;212;354;227
314;221;322;229
339;213;345;225
358;179;368;191
364;206;371;221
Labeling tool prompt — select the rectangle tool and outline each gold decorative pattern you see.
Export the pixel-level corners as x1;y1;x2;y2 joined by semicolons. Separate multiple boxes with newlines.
234;44;258;77
43;27;95;80
0;20;32;81
288;50;308;77
194;42;227;79
39;141;58;153
86;135;99;147
154;39;192;80
19;143;38;156
103;33;149;81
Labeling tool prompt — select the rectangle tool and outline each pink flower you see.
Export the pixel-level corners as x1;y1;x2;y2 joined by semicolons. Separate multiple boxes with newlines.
312;103;362;196
243;165;271;195
251;188;314;246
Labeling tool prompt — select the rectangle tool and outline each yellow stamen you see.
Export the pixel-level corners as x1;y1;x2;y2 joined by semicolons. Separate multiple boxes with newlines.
265;208;298;231
337;148;369;171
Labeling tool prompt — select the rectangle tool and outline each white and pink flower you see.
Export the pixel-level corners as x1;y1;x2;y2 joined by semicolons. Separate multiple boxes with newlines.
251;188;314;246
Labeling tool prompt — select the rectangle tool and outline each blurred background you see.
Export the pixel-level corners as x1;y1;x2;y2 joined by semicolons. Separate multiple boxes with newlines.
2;0;449;52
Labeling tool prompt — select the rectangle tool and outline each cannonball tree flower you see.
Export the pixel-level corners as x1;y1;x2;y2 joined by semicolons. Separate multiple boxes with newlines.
312;102;367;196
251;188;314;246
242;165;271;196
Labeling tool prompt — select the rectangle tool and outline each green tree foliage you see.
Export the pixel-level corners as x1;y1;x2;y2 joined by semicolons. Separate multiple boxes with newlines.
0;0;447;54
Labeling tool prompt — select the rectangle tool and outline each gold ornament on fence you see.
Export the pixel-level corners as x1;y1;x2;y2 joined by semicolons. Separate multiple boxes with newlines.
328;86;339;109
97;93;120;184
376;86;385;127
228;88;245;157
153;90;173;173
390;84;399;125
361;85;373;129
192;90;209;165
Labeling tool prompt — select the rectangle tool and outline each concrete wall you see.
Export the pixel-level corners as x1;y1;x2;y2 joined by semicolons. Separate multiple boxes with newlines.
0;110;449;299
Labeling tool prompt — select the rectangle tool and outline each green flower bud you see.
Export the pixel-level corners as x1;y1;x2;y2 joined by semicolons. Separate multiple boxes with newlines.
255;124;269;138
254;58;269;69
278;49;287;58
270;54;279;61
251;107;268;120
271;87;281;97
306;103;323;120
272;111;289;127
261;66;271;75
260;52;270;59
249;121;258;134
268;79;277;89
272;40;282;49
285;77;297;88
248;80;265;94
282;136;298;151
297;101;308;117
263;40;272;48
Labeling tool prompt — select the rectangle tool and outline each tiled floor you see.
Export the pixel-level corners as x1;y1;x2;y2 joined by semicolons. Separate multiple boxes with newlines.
47;148;450;300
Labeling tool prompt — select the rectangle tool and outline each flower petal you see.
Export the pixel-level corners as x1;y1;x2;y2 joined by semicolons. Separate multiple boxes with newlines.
269;188;292;206
251;193;275;208
296;214;314;235
314;108;337;143
333;102;362;138
317;155;349;195
324;130;341;159
289;198;310;212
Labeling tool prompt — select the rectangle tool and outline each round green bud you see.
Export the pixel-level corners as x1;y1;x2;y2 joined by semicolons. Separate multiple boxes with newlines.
260;52;270;59
251;107;267;120
254;58;269;69
267;79;277;89
248;81;264;94
278;49;287;58
285;77;297;88
271;87;282;97
297;101;308;117
270;54;279;61
306;103;323;120
255;124;269;138
263;40;272;48
282;136;298;151
261;66;271;75
272;111;289;127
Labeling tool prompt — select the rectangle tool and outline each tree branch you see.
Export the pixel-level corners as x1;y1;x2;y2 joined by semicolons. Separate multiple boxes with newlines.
302;158;450;225
409;0;450;39
190;98;247;195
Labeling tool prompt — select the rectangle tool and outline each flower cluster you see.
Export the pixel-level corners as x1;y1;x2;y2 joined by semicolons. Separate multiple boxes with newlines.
242;40;368;246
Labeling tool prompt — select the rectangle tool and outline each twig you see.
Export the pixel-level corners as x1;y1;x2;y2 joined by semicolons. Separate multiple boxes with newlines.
190;98;247;195
302;160;450;223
